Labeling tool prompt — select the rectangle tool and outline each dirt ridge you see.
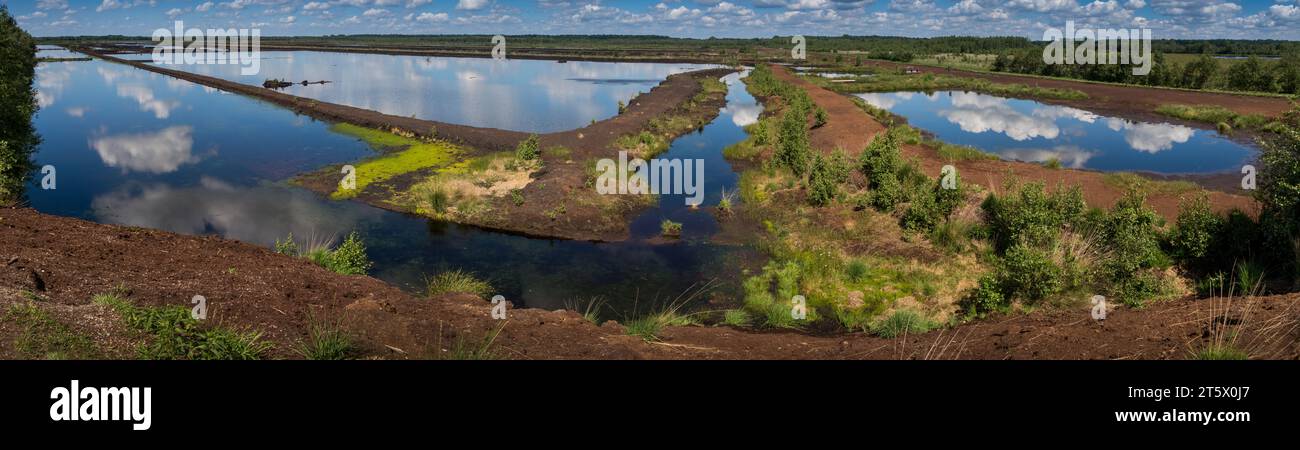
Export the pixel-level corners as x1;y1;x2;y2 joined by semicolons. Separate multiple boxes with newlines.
3;207;1298;360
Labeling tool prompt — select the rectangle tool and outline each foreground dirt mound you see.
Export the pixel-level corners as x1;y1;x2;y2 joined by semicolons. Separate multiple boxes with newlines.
3;207;1298;360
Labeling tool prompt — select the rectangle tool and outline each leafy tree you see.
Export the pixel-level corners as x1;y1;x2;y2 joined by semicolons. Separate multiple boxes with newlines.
1181;54;1219;89
806;149;851;207
1168;193;1224;267
776;108;810;176
1226;56;1275;92
1255;108;1300;284
0;5;40;204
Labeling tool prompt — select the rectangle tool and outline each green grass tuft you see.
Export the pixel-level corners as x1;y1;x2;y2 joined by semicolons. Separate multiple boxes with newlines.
869;309;936;338
297;319;354;360
425;269;494;299
4;301;99;359
94;291;272;360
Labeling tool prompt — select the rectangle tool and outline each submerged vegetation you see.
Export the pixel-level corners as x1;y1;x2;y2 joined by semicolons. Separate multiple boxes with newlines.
328;123;463;200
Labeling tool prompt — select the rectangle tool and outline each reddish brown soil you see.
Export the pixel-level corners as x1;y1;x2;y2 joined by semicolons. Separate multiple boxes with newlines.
3;207;1298;360
770;65;1258;220
854;59;1295;119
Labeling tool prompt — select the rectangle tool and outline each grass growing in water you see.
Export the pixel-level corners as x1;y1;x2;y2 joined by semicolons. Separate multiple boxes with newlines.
621;283;710;341
564;297;607;324
425;269;494;299
94;290;272;360
329;123;463;199
660;219;683;237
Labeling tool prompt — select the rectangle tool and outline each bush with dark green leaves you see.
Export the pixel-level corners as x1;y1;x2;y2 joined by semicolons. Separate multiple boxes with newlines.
961;275;1007;314
858;131;905;211
902;172;967;233
998;244;1063;304
900;189;939;232
1255;109;1300;286
1168;193;1224;269
859;132;901;186
0;6;40;204
302;232;374;276
806;149;851;206
515;134;540;161
325;232;373;275
981;182;1085;252
776;108;810;176
1100;189;1167;282
934;168;965;219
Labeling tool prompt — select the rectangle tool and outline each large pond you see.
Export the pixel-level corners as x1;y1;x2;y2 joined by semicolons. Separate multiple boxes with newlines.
27;51;754;319
856;91;1256;174
157;51;719;133
37;45;84;59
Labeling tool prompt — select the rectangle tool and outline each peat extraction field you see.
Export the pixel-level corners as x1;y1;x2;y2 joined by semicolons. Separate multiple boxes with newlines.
4;1;1300;435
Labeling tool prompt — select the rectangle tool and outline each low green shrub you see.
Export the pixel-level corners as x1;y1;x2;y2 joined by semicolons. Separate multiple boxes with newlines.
515;134;540;161
278;232;374;276
324;232;373;276
998;244;1063;304
1168;193;1224;266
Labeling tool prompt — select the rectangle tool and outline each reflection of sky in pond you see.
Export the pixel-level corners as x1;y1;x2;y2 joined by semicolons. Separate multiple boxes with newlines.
855;91;1256;173
37;45;85;59
627;71;760;240
159;51;719;133
26;58;750;316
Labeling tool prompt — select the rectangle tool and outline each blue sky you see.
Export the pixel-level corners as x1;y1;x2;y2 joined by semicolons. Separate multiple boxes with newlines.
6;0;1299;39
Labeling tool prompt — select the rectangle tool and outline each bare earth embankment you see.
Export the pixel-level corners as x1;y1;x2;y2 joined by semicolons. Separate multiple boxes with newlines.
3;207;1298;360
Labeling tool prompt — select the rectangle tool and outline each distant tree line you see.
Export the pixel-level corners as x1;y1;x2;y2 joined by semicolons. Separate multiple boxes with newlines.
0;5;40;204
992;49;1300;94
